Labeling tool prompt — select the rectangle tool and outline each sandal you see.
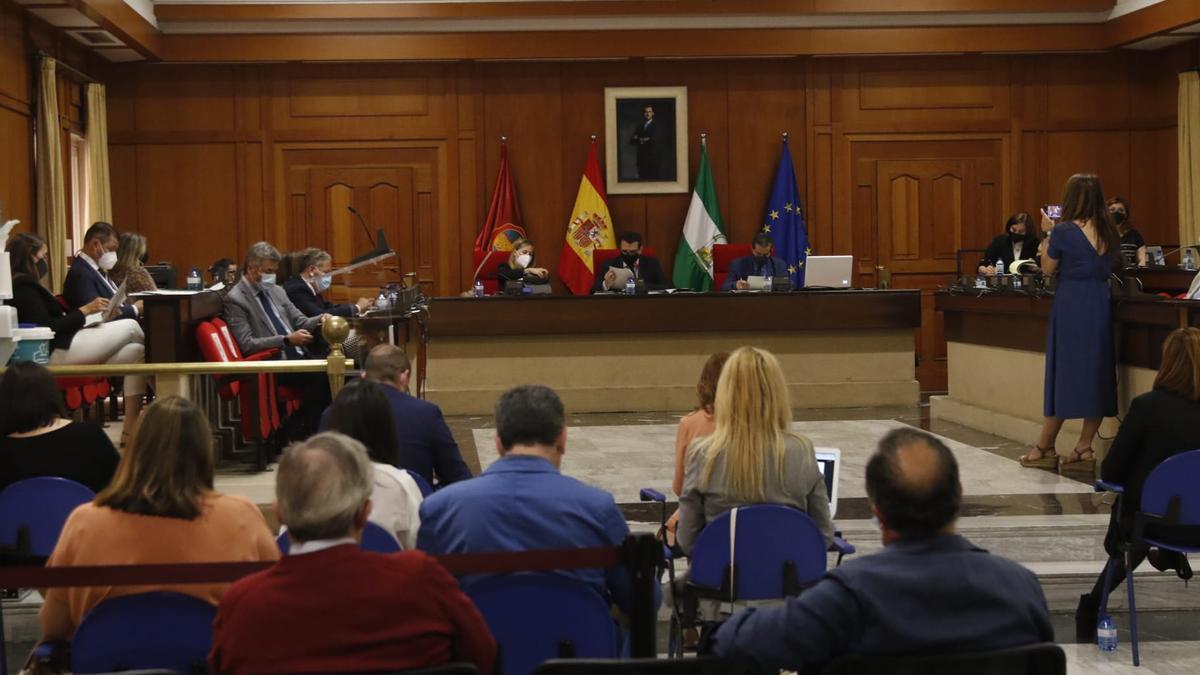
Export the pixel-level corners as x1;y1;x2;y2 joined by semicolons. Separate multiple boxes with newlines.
1019;445;1057;469
1060;447;1096;468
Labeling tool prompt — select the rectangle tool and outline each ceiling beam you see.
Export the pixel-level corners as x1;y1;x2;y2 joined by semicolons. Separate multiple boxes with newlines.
61;0;161;59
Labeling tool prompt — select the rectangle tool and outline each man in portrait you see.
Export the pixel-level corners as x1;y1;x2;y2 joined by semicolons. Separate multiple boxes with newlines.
630;104;661;180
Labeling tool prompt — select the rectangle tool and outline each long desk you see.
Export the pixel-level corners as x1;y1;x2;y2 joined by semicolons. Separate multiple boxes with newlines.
412;290;922;415
930;289;1198;451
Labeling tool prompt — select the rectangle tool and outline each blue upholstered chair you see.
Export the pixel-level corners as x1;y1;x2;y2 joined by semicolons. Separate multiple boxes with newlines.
71;591;216;674
276;521;403;554
0;477;95;559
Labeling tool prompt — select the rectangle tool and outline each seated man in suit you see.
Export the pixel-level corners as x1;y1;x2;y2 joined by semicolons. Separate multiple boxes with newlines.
713;428;1053;673
720;232;791;291
321;344;472;486
418;384;653;617
209;432;496;675
978;212;1040;276
223;241;330;437
593;231;668;292
284;247;372;319
63;221;141;320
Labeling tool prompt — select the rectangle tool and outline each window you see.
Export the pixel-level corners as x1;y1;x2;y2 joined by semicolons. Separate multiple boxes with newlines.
69;132;89;254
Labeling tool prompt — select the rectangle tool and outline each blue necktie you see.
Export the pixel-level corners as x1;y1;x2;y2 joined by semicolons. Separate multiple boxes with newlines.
257;290;300;358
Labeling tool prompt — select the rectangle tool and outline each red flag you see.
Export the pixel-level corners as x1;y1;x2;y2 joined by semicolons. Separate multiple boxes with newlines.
475;142;527;252
559;139;616;295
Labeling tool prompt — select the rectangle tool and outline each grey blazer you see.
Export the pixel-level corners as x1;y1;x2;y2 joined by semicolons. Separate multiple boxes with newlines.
222;277;321;356
677;433;834;555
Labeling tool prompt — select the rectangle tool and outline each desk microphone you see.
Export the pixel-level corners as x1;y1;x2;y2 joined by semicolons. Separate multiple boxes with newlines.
347;206;376;248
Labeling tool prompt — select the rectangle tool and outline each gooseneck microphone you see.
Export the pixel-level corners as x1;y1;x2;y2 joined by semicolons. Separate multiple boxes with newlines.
347;206;376;248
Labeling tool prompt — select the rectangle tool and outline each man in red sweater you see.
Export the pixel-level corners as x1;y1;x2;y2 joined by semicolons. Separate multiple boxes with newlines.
209;432;496;675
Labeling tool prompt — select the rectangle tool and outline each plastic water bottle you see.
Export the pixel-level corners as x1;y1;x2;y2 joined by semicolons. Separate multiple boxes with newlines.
995;260;1006;276
1097;615;1118;652
375;289;391;311
624;276;636;296
186;267;202;291
975;273;986;289
473;280;484;298
763;275;773;293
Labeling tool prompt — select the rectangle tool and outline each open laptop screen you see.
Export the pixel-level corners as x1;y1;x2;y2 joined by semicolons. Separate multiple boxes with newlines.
814;447;841;518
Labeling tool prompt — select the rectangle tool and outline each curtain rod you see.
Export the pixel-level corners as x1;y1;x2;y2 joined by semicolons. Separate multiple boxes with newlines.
38;51;98;85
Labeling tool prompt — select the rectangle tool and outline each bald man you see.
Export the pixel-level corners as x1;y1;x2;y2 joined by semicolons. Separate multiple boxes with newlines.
713;428;1053;673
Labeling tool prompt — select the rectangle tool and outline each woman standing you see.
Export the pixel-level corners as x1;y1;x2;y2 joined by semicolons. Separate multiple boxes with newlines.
1021;174;1120;471
108;232;158;293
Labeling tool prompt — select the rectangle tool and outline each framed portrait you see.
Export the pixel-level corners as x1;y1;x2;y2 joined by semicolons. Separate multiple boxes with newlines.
604;86;688;195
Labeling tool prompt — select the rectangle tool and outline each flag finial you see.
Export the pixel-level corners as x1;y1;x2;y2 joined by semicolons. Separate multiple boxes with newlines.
590;134;597;141
501;135;508;143
700;132;707;147
782;131;789;140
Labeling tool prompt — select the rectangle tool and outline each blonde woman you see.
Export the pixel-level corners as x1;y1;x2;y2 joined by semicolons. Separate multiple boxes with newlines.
677;346;833;554
108;232;158;294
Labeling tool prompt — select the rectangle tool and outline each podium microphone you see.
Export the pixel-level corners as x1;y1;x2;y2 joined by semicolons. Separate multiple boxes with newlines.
347;206;376;248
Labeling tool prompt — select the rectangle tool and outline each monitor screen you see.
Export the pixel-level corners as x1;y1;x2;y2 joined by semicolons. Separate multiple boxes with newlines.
813;447;841;517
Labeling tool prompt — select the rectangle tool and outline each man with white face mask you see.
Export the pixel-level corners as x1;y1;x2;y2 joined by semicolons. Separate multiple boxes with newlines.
283;247;372;319
63;221;143;320
224;241;331;437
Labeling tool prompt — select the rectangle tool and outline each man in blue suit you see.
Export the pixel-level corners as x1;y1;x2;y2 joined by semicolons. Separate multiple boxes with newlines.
322;344;471;486
713;428;1053;673
720;232;791;291
63;222;140;319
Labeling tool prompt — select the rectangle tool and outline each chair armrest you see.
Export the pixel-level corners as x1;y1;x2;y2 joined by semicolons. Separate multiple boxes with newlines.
830;537;856;556
241;348;281;362
1095;480;1125;494
640;488;667;503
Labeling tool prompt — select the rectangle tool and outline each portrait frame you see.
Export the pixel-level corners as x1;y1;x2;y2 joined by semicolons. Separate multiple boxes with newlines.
604;86;688;195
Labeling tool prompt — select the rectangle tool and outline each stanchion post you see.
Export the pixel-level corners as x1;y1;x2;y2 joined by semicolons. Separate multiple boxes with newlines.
322;315;351;400
622;532;661;658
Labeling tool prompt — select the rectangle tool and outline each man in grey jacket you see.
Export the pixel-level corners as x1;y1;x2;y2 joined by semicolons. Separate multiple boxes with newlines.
223;241;329;436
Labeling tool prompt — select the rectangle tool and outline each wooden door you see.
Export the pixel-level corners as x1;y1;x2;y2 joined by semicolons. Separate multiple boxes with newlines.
851;139;1004;391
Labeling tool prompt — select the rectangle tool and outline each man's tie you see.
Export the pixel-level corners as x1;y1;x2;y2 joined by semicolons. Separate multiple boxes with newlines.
257;290;301;358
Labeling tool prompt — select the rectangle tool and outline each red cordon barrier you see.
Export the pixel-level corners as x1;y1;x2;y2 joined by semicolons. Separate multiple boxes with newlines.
0;546;622;588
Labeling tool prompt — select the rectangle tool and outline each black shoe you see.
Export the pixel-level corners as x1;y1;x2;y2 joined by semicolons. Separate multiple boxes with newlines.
1075;593;1098;643
1148;548;1193;581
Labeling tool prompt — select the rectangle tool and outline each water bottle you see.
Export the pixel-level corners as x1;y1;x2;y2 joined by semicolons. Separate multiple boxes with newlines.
763;275;773;293
624;276;636;296
1097;615;1118;652
375;289;391;312
186;267;202;291
995;260;1006;276
473;280;484;298
975;273;986;289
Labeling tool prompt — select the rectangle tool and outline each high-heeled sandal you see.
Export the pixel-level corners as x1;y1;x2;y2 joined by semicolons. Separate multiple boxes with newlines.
1060;447;1096;469
1019;445;1057;469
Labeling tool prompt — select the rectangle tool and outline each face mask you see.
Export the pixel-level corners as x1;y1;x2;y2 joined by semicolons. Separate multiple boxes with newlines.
315;273;332;292
36;258;48;279
1008;231;1025;242
259;273;277;288
1112;211;1127;225
621;251;640;264
753;254;771;265
98;250;117;271
515;253;533;268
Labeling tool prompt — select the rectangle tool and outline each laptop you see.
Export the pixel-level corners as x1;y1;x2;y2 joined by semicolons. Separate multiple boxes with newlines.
803;255;853;289
814;447;841;517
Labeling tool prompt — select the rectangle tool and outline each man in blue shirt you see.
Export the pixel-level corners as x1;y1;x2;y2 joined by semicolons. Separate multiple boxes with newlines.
417;384;639;614
714;428;1053;673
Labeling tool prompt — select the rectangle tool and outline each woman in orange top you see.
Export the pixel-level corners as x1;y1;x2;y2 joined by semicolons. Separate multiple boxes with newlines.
664;352;728;542
39;396;279;640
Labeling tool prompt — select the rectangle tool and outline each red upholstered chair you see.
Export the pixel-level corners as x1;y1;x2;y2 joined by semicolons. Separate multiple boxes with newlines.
211;317;303;418
50;295;110;419
472;250;510;295
712;244;753;291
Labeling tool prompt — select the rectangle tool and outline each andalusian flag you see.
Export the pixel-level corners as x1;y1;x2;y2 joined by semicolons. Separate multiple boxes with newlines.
673;140;727;290
559;138;616;295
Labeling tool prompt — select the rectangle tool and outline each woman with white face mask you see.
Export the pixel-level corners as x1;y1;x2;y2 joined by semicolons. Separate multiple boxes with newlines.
496;238;550;285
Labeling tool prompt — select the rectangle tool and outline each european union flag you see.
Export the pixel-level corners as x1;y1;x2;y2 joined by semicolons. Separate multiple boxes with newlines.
761;137;809;287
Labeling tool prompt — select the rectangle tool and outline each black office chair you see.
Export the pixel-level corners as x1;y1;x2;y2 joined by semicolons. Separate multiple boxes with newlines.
821;642;1065;675
534;657;748;674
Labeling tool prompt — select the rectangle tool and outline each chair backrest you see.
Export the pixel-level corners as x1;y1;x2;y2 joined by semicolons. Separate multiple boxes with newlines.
1140;448;1200;525
407;469;435;497
711;244;752;290
820;642;1066;675
473;249;510;295
468;574;618;675
0;477;95;557
689;504;827;601
195;320;232;363
211;317;245;360
534;657;747;674
276;521;403;554
71;591;216;674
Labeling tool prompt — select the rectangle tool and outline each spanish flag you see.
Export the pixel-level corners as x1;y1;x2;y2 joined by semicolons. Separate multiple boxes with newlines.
559;138;616;295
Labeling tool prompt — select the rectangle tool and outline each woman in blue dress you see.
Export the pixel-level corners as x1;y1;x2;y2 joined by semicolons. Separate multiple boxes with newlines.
1021;174;1120;472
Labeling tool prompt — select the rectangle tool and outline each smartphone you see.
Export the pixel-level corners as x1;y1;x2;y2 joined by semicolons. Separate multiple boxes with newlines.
1045;204;1063;220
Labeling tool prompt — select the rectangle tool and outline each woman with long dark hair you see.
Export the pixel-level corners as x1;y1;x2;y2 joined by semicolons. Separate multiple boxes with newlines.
1021;174;1120;471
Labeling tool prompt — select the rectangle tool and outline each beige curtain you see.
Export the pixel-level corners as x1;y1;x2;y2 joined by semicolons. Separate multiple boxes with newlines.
85;83;112;224
1180;71;1200;248
36;58;67;291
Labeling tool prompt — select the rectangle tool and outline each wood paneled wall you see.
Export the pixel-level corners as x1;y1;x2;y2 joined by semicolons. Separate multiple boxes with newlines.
0;3;33;232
